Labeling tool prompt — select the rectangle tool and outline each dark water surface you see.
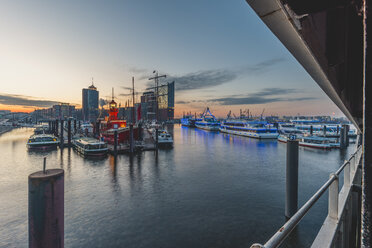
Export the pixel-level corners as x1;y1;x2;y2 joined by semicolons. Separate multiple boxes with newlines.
0;126;356;248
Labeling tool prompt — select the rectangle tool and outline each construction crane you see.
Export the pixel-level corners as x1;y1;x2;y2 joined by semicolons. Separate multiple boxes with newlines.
260;108;265;120
227;110;231;119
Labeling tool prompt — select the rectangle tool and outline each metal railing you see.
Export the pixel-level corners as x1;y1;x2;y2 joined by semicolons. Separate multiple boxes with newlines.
250;145;363;248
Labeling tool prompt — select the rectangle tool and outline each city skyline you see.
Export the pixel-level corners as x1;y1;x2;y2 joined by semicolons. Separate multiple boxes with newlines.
0;0;343;117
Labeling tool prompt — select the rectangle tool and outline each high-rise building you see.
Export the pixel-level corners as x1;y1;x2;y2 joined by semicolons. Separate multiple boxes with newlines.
140;81;175;121
53;103;75;120
82;84;99;121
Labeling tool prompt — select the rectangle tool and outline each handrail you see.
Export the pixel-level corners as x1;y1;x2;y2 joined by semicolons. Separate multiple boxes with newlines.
250;145;362;248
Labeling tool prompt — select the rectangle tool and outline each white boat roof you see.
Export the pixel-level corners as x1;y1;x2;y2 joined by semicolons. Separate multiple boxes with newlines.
75;137;105;145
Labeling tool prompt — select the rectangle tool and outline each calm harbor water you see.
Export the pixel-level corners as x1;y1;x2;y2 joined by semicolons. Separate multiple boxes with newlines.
0;125;356;248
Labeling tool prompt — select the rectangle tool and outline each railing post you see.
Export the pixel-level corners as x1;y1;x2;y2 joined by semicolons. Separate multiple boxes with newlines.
250;244;265;248
329;173;339;219
350;155;356;173
344;161;350;188
285;140;299;219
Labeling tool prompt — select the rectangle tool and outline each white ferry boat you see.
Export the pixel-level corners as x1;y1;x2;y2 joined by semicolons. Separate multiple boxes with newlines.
195;107;220;131
152;129;173;146
72;137;108;157
27;134;59;150
220;120;278;139
278;134;336;149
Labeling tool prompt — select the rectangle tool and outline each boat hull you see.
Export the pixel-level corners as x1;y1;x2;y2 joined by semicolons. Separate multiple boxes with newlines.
73;145;108;157
277;135;333;149
195;124;220;131
220;128;278;139
27;143;58;150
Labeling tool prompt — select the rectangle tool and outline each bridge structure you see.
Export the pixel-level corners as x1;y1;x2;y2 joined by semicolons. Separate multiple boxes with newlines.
244;0;371;247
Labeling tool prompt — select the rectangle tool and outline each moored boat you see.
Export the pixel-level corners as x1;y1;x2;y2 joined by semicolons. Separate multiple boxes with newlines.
100;97;139;145
27;134;59;150
72;137;108;157
181;115;198;127
220;120;278;139
278;134;336;149
152;129;173;146
195;107;220;131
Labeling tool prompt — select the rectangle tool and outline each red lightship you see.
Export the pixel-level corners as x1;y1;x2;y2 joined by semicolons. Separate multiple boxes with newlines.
100;98;139;145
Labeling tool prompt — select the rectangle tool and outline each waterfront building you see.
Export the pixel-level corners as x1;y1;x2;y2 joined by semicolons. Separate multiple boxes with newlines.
52;103;75;120
82;83;99;122
140;81;174;122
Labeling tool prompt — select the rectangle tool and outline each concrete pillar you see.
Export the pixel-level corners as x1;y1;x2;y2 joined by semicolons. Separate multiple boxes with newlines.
60;120;64;147
285;140;299;219
114;130;118;155
130;124;134;154
67;120;71;147
29;169;64;248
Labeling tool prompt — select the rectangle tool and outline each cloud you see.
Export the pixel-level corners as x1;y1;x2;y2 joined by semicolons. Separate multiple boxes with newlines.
208;88;317;105
142;57;286;91
176;100;190;104
0;93;61;108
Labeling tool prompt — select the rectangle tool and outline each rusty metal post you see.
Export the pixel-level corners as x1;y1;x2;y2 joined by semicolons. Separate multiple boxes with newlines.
285;140;299;219
29;168;64;248
130;124;134;154
67;120;71;147
114;130;118;155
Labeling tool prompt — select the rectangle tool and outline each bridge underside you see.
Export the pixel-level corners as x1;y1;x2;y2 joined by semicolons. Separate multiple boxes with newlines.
245;0;371;246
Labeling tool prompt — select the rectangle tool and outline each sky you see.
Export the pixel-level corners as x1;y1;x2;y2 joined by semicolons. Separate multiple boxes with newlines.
0;0;343;117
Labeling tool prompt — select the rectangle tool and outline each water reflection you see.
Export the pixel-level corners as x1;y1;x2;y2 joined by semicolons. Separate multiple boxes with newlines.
0;126;359;248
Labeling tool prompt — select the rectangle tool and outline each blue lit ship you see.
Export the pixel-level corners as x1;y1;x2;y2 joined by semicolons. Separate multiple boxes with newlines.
220;120;279;139
181;114;196;127
195;107;220;131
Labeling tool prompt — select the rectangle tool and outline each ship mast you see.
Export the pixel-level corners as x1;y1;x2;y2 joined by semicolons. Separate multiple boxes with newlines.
132;77;135;124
